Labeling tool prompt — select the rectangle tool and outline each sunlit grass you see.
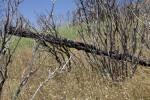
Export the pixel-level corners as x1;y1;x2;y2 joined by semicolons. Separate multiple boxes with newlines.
58;25;79;40
2;47;150;100
9;37;34;49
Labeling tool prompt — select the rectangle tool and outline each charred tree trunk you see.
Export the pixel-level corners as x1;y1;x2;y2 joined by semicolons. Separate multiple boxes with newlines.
8;28;150;67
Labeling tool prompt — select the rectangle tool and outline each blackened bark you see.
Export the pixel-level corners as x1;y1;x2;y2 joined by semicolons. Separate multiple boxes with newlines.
8;29;150;67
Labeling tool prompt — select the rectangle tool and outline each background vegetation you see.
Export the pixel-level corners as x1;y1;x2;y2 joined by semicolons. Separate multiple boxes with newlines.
0;0;150;100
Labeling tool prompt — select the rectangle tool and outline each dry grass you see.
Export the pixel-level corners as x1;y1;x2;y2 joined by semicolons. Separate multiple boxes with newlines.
1;47;150;100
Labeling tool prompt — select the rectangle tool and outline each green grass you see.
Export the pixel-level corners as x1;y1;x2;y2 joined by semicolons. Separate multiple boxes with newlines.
9;24;78;50
10;37;34;49
58;25;79;40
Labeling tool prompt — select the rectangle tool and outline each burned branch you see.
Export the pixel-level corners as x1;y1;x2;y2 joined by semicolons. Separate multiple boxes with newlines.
8;28;150;67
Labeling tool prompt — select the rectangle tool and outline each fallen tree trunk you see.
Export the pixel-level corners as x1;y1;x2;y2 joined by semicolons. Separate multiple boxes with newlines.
8;29;150;67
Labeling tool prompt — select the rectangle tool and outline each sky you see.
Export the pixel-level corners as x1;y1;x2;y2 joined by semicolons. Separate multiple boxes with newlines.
18;0;76;26
17;0;139;26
